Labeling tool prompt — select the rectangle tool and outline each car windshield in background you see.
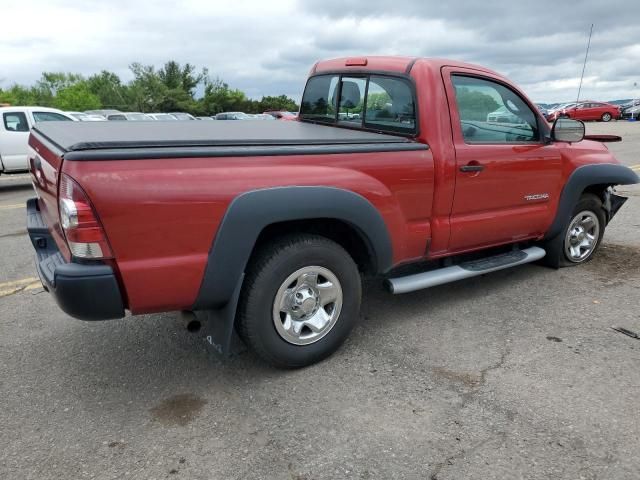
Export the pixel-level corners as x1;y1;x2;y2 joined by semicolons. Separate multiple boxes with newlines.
32;111;72;122
170;112;195;120
127;113;150;121
300;74;416;134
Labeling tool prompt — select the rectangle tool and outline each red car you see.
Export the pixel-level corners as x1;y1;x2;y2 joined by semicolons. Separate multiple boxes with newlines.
26;56;638;367
550;101;621;122
264;110;298;120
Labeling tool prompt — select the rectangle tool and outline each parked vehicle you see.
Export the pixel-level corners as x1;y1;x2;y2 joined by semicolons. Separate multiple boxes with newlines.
535;104;550;117
215;112;251;120
621;105;640;120
67;112;106;122
620;99;640;110
545;103;577;121
169;112;196;121
107;112;152;121
196;116;215;121
548;101;621;122
147;113;178;121
486;106;521;124
0;106;74;174
85;109;122;118
25;56;638;367
264;110;298;120
251;114;277;120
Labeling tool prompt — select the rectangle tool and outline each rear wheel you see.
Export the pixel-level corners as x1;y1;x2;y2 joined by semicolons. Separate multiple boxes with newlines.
601;112;612;122
236;234;361;368
542;193;606;267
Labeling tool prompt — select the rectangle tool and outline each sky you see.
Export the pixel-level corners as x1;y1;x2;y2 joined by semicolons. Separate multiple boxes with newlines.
1;0;639;103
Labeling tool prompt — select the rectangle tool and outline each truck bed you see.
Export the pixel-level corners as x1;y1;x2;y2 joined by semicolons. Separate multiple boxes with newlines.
32;121;425;160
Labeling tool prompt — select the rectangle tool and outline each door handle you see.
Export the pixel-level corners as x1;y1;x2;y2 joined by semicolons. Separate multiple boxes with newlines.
459;163;485;173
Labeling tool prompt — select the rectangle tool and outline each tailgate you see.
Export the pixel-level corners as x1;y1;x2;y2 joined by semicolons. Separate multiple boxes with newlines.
28;130;71;261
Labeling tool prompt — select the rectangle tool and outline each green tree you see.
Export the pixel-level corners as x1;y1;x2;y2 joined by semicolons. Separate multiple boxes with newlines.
454;87;500;121
86;71;128;109
201;77;248;114
0;84;45;106
158;61;206;95
0;60;297;116
128;63;168;112
54;82;101;111
256;95;299;113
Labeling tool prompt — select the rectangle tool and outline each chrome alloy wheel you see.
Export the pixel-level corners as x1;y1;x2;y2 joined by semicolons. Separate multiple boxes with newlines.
564;210;600;263
272;266;343;345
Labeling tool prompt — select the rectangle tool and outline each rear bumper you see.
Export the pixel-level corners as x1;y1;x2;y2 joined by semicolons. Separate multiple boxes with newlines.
27;198;125;320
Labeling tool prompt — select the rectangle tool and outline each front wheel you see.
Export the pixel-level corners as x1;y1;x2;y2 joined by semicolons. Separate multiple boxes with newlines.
601;112;612;122
236;234;361;368
541;193;606;268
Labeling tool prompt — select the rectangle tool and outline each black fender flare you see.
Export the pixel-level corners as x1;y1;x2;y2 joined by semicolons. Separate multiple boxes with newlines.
192;186;393;310
545;163;639;240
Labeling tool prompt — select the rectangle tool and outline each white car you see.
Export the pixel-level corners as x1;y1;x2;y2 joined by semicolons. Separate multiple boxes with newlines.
106;112;152;121
0;106;75;174
147;113;178;121
67;111;106;121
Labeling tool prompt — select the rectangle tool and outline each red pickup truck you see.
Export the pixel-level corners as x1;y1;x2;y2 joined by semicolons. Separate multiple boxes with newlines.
27;56;638;367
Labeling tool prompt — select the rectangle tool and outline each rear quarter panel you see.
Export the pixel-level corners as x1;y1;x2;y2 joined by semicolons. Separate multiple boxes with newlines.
28;134;72;260
63;149;434;313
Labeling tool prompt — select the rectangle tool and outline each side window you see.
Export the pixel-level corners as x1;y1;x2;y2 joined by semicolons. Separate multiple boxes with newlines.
33;111;72;122
300;75;339;122
365;75;416;133
452;75;539;144
337;77;365;125
3;112;29;132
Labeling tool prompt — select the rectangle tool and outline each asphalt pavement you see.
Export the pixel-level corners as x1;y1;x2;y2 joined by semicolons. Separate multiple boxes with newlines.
1;121;639;479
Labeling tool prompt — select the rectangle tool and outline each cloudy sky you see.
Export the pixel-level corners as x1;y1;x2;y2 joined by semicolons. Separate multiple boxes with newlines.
2;0;639;103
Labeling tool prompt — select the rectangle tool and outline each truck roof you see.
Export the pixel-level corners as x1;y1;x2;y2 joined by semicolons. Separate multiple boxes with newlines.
313;56;499;76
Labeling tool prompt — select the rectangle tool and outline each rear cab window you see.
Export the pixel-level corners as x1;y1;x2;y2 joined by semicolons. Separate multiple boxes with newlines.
300;73;416;135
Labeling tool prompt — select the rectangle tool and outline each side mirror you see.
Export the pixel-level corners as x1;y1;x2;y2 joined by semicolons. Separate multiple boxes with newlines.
552;118;585;143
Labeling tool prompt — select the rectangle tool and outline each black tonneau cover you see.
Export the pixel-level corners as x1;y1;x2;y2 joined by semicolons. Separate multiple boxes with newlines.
32;120;427;161
34;121;414;151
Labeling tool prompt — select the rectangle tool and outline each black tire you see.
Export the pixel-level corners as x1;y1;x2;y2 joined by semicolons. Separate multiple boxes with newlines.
541;193;606;268
236;234;361;368
601;112;612;122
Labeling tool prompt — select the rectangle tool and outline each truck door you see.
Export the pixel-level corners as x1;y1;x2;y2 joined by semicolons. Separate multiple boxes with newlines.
442;68;563;252
0;111;31;172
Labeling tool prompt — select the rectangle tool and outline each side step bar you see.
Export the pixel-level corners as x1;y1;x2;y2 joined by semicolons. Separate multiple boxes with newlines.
386;246;546;294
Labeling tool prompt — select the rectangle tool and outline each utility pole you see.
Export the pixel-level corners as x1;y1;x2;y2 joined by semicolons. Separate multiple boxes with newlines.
576;23;594;104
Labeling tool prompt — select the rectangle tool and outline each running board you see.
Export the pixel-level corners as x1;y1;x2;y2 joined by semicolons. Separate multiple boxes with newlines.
386;246;546;294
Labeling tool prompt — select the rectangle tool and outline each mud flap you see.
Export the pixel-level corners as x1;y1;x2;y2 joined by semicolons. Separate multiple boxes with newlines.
197;273;247;357
605;190;628;223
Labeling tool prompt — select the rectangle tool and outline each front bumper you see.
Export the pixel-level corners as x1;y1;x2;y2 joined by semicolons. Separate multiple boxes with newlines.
26;198;125;320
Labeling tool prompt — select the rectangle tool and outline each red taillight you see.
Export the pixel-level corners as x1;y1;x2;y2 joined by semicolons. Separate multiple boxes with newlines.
59;174;113;259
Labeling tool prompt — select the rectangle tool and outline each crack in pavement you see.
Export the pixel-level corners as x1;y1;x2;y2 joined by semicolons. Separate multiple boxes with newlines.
0;229;27;239
429;433;507;480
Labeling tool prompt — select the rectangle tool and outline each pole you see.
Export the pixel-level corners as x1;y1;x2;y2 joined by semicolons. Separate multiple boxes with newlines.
576;23;594;104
